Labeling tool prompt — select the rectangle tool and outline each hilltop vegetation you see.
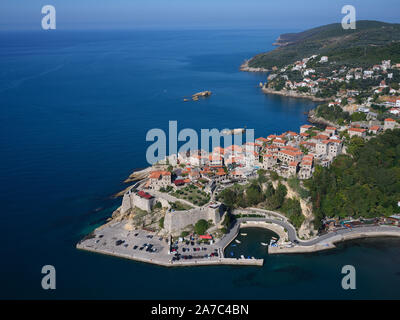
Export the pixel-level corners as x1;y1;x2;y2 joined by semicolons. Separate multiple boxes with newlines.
305;129;400;229
249;21;400;69
217;177;304;229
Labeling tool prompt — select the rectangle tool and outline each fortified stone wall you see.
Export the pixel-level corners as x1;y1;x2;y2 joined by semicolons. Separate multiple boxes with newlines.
121;190;155;213
164;204;224;234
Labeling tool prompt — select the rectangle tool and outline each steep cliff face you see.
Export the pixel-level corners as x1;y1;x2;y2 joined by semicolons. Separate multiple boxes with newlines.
272;180;318;240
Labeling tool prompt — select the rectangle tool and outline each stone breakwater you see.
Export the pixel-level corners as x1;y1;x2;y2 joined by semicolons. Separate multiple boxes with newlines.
76;244;263;267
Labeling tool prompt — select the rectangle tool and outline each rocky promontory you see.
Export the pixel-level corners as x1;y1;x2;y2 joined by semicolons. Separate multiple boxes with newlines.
240;60;269;73
307;109;337;127
261;87;329;102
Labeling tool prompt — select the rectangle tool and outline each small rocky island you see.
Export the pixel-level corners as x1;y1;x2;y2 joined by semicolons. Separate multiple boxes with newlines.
77;21;400;267
184;90;212;102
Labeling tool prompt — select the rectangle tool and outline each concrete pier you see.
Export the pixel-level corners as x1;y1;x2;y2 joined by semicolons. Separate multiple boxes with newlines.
76;221;263;267
77;212;400;266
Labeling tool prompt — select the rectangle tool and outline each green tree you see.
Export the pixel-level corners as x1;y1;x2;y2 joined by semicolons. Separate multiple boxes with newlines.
159;217;164;229
346;136;365;157
246;182;265;206
194;219;209;235
281;198;304;229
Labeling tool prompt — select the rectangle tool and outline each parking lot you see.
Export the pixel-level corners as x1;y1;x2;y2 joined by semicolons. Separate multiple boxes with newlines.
170;239;221;262
79;222;171;262
77;221;226;265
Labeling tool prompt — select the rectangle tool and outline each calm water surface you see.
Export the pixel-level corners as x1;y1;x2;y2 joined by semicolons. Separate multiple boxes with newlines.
1;29;399;299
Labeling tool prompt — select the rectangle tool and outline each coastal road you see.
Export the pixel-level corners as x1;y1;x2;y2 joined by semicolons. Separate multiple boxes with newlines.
300;225;400;246
229;210;400;247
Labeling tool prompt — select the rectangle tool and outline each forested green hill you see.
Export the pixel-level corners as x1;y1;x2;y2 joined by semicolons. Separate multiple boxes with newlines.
305;129;400;228
249;20;400;69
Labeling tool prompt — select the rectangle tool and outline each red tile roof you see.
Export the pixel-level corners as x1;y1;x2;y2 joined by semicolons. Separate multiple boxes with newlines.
137;191;153;199
226;145;243;152
280;150;303;157
149;171;171;179
369;125;381;131
348;128;367;133
314;134;330;140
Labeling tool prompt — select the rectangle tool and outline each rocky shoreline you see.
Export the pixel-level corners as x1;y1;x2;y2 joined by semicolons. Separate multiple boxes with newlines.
261;87;329;102
307;109;338;127
239;60;269;73
124;166;153;183
260;87;338;127
112;167;152;198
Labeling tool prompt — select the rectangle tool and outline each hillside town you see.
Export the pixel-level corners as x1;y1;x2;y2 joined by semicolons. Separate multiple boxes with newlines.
78;119;400;266
105;55;400;247
119;112;398;223
265;56;400;126
78;55;400;267
76;22;400;270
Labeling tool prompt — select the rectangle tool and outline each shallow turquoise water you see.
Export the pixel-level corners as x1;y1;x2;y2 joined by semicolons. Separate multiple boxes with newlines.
1;29;399;299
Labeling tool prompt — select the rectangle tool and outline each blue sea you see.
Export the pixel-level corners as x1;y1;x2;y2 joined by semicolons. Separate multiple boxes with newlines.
1;29;400;299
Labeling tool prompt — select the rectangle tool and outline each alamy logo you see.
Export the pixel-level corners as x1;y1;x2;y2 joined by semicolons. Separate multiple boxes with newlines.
41;5;56;30
41;265;56;290
341;265;356;290
341;5;356;30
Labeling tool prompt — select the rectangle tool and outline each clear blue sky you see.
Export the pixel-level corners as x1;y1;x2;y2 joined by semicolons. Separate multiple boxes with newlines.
1;0;400;30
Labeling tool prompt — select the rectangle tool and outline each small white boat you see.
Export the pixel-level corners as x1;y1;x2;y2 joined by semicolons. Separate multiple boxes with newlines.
240;255;245;259
235;239;241;244
261;242;268;246
269;239;277;246
240;233;247;236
